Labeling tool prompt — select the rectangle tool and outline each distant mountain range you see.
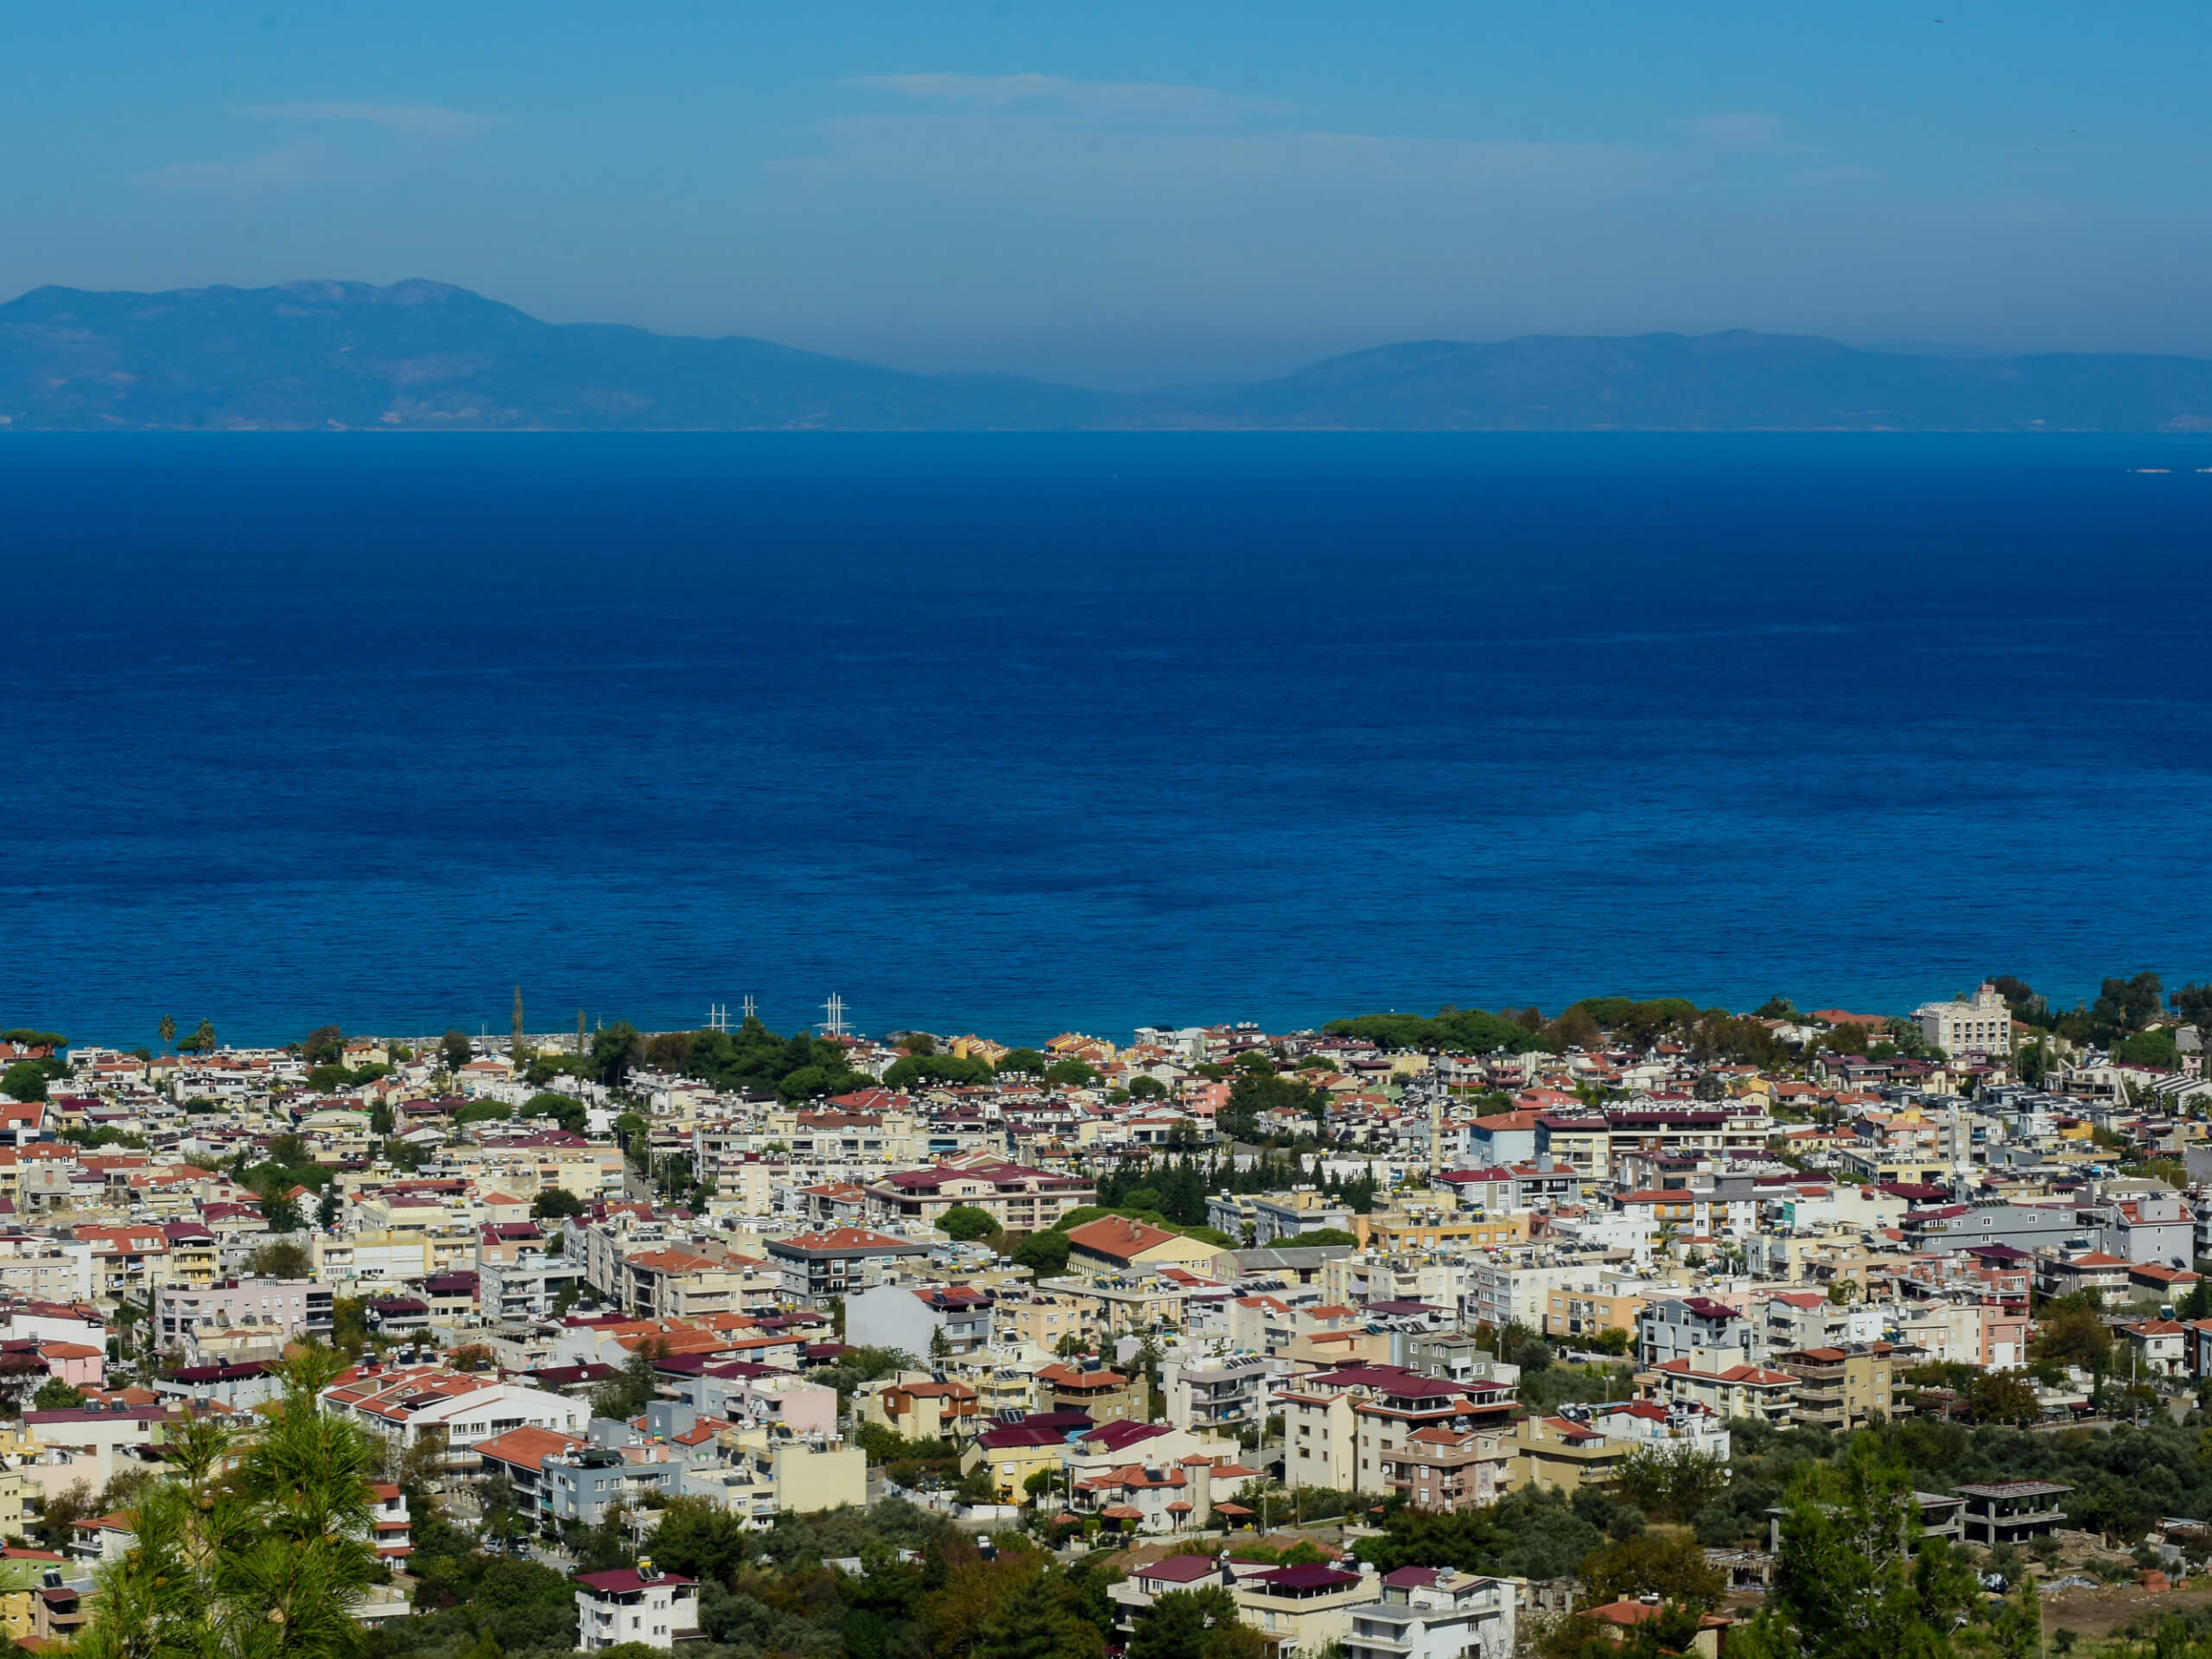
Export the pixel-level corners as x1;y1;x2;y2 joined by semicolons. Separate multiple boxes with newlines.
8;279;2212;432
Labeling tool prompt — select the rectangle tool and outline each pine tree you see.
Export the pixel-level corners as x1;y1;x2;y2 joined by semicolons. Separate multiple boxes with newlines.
76;1347;381;1659
970;1567;1088;1659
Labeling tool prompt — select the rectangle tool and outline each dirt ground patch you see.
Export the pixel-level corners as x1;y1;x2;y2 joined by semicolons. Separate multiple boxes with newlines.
2042;1584;2212;1643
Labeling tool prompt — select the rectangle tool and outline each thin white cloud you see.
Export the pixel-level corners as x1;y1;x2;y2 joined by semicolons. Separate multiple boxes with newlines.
846;73;1274;124
141;142;325;192
775;114;1641;196
1682;112;1783;151
232;101;499;138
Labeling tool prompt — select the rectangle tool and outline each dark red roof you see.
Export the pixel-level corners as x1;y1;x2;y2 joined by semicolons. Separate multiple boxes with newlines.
575;1568;696;1594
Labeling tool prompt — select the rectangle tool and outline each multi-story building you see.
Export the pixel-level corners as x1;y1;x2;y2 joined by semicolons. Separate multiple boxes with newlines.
844;1282;996;1357
1376;1426;1510;1513
1160;1351;1281;1434
1645;1356;1800;1426
618;1249;767;1319
992;1287;1097;1352
1915;985;2014;1058
1248;1192;1357;1245
1903;1203;2091;1257
574;1564;698;1653
854;1375;982;1441
1542;1281;1653;1345
365;1482;412;1562
152;1276;335;1359
478;1255;585;1324
1955;1481;2070;1548
678;1427;866;1523
1343;1569;1517;1659
1637;1297;1755;1368
1233;1563;1376;1657
73;1225;173;1301
544;1445;676;1526
1036;1358;1149;1423
764;1227;931;1306
1772;1344;1895;1430
321;1363;588;1478
1463;1251;1611;1333
1509;1399;1731;1495
864;1161;1094;1232
1280;1363;1516;1495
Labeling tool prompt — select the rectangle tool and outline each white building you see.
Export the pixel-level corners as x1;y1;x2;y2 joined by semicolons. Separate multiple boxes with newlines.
1343;1568;1517;1659
843;1281;996;1357
1159;1350;1284;1434
575;1564;698;1651
321;1364;588;1477
479;1255;585;1323
1915;985;2013;1058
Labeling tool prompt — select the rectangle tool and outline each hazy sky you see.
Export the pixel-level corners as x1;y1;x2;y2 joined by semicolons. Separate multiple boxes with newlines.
10;3;2212;388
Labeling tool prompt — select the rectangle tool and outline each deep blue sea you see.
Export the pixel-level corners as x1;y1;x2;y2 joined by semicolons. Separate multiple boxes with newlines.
3;432;2211;1049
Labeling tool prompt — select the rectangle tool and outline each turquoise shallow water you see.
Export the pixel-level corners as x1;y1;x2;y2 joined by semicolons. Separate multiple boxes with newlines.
3;430;2209;1046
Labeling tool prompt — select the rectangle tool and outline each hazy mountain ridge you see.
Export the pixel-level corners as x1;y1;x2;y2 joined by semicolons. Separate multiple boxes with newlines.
7;280;2212;431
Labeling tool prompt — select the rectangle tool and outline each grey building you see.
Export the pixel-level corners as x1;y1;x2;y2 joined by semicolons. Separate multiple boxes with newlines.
1899;1202;2093;1257
543;1444;676;1527
1637;1297;1756;1368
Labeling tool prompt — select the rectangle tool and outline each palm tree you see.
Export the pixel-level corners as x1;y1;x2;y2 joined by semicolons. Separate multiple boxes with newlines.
157;1014;175;1055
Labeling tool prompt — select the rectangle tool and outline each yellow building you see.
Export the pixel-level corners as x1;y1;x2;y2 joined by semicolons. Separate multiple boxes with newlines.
855;1375;982;1441
995;1290;1099;1352
1542;1286;1647;1343
1510;1414;1633;1494
1773;1345;1893;1431
1064;1215;1224;1273
0;1550;65;1644
959;1422;1069;1502
1360;1211;1531;1253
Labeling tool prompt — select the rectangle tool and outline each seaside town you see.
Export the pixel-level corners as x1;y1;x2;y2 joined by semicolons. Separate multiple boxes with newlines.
3;975;2212;1659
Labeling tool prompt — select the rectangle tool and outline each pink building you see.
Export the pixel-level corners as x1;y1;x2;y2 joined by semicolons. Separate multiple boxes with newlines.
36;1340;102;1389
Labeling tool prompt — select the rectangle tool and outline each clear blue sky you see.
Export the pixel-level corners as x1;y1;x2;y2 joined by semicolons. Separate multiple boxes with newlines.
9;3;2209;388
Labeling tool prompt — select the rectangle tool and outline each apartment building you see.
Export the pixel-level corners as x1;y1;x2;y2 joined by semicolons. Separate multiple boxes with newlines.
864;1160;1095;1232
1637;1297;1756;1368
764;1227;932;1306
1464;1252;1611;1332
992;1287;1097;1352
618;1249;770;1319
1376;1425;1510;1513
1542;1281;1652;1344
1343;1569;1517;1659
1915;985;2014;1057
1645;1356;1800;1426
679;1427;866;1523
1234;1563;1376;1657
1248;1191;1357;1245
1036;1358;1149;1423
478;1255;585;1324
321;1364;588;1477
152;1277;335;1357
1281;1363;1515;1495
1159;1351;1281;1434
844;1282;996;1357
575;1565;698;1653
1772;1344;1895;1430
854;1375;982;1441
